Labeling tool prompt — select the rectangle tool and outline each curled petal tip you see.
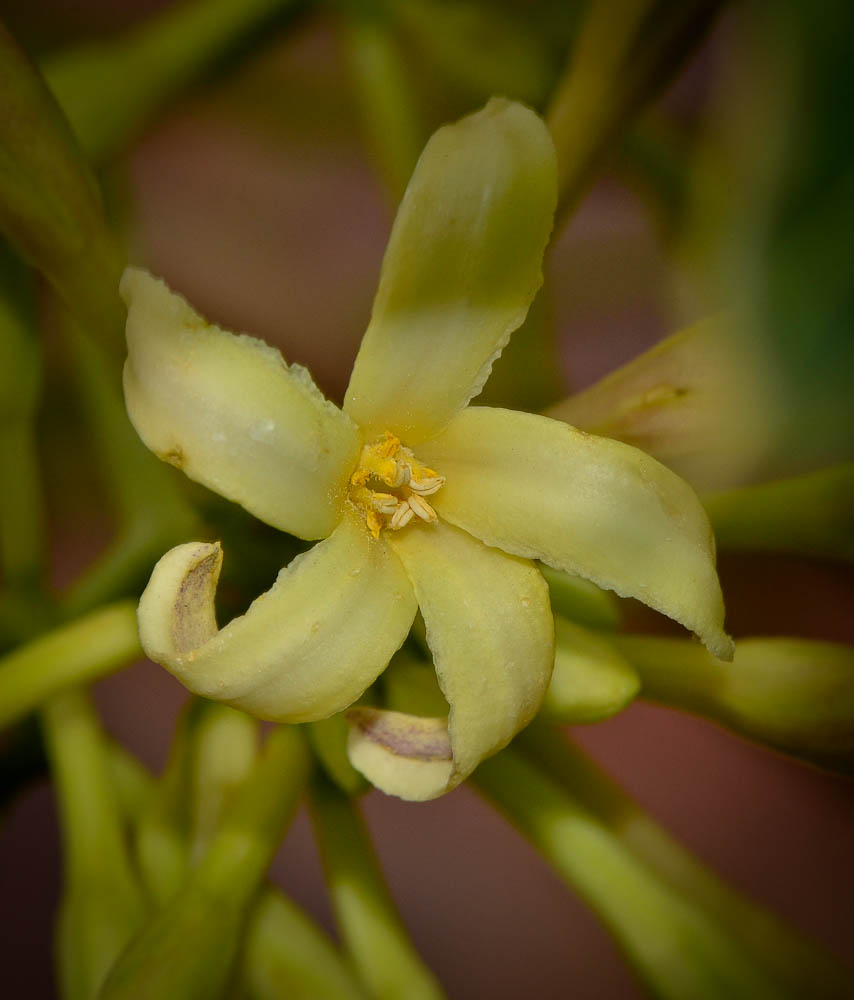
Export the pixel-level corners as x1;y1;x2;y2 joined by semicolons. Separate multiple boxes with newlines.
137;515;417;724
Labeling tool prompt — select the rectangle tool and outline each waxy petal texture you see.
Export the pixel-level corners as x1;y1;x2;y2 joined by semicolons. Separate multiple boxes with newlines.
137;510;417;722
348;521;553;800
420;407;734;660
343;99;557;442
122;268;361;541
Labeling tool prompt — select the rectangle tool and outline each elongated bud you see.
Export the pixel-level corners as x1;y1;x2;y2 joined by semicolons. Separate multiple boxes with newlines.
615;635;854;773
543;616;639;723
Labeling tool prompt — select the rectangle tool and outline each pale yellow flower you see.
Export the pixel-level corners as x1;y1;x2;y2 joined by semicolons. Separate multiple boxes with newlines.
123;100;732;801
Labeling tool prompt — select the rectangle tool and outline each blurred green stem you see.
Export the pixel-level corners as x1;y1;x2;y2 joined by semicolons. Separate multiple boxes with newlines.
101;726;310;1000
243;888;369;1000
0;601;140;731
0;22;124;351
0;238;48;632
44;0;302;162
515;724;852;998
60;314;199;616
42;689;147;1000
310;775;445;1000
545;0;721;224
106;733;365;1000
476;745;791;1000
705;464;854;563
340;13;424;202
0;420;45;590
614;635;854;773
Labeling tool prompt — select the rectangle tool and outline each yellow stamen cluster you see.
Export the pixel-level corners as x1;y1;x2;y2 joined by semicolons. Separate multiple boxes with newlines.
350;432;445;539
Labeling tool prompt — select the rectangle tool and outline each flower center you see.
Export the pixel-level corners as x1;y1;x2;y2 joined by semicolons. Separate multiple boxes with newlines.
349;432;445;539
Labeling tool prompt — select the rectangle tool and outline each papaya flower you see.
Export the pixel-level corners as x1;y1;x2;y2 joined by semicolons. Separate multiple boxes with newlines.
123;99;732;802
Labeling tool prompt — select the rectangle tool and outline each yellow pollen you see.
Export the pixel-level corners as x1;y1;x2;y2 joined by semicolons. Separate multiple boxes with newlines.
349;432;445;538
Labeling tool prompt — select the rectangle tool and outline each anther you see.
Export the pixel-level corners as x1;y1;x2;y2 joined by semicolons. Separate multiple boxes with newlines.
409;475;444;496
391;503;415;530
407;494;437;522
387;461;411;489
370;492;399;515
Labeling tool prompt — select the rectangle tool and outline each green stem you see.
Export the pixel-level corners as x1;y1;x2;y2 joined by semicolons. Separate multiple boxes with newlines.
42;689;147;1000
188;702;258;862
340;12;424;203
60;315;199;617
101;727;310;1000
0;601;140;731
44;0;302;163
242;888;368;1000
106;739;156;826
310;776;445;1000
705;464;854;563
0;23;124;352
545;0;722;224
0;236;49;628
475;746;785;1000
515;724;852;998
104;736;365;1000
0;421;45;590
613;634;854;773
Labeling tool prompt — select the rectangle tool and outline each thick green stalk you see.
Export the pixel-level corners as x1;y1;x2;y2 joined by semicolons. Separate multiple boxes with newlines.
340;13;424;203
242;889;368;1000
135;703;200;907
476;747;785;1000
105;735;365;1000
705;465;854;563
106;739;156;826
188;703;259;861
60;318;199;617
0;238;46;620
42;689;148;1000
100;726;310;1000
614;635;854;773
44;0;300;163
0;21;124;350
0;422;45;589
310;776;445;1000
0;601;140;731
545;0;722;222
516;724;852;998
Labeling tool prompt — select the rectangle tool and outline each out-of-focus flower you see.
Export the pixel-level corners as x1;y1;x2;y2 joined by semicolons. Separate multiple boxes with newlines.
123;100;731;801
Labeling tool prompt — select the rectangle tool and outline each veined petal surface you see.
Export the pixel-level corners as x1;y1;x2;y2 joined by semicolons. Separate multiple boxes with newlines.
122;268;361;540
343;99;557;442
137;510;417;722
420;407;733;660
348;521;553;800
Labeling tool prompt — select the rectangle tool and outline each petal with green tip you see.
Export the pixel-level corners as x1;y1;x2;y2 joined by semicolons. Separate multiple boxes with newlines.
122;267;361;541
348;521;553;800
343;98;557;442
420;407;733;660
137;510;417;723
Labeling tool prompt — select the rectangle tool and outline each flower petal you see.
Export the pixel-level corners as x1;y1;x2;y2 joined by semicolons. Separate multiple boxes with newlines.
419;407;734;660
137;509;417;722
122;267;361;540
343;98;557;442
347;521;554;800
